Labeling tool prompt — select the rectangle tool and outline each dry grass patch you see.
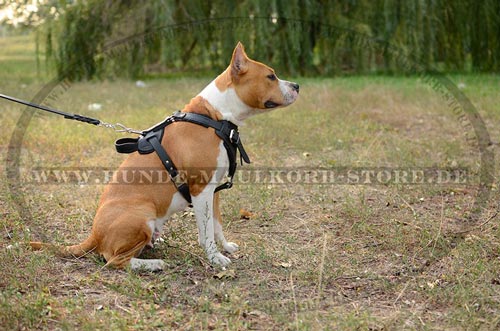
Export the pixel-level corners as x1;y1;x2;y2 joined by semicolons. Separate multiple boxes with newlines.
1;74;500;330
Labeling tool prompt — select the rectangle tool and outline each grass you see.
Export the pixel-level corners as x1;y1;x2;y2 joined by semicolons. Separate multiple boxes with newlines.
1;33;500;330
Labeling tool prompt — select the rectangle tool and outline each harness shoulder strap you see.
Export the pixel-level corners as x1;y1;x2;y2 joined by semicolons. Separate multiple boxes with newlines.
146;132;192;203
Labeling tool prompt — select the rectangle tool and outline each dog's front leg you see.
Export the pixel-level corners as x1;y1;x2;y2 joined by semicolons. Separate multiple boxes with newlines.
192;187;231;267
213;192;239;254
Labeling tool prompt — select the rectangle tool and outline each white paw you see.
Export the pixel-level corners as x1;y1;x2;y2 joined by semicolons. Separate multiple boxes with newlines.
208;252;231;267
223;242;239;254
130;258;165;272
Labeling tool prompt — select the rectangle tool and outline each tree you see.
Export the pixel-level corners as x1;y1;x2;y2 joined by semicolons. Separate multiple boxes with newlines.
35;0;500;80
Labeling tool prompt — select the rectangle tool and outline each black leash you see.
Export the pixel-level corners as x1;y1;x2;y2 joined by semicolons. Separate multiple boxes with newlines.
0;93;141;134
1;93;101;125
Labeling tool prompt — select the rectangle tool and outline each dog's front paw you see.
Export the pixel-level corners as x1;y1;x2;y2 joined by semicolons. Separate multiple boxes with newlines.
223;242;239;254
208;252;231;267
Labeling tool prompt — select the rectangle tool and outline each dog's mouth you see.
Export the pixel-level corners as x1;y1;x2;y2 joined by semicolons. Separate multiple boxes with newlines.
264;100;281;108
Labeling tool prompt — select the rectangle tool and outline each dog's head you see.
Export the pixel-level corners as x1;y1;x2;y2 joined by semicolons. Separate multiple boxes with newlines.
204;42;299;123
227;42;299;110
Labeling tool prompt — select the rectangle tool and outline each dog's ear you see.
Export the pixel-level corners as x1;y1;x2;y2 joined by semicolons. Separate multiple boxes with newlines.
231;42;249;78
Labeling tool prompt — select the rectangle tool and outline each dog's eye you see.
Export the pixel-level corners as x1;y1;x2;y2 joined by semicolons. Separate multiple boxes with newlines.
267;74;276;81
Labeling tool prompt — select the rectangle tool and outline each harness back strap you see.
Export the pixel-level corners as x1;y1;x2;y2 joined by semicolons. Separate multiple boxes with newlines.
115;112;250;204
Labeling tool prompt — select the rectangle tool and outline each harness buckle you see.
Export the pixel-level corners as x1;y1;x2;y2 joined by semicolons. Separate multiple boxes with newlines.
172;111;186;121
171;171;186;186
229;129;240;144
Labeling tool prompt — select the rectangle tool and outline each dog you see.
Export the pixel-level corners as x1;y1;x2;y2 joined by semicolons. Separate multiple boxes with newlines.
30;42;299;271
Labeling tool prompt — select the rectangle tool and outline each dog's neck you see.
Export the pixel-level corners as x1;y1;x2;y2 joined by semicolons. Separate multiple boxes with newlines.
198;75;254;126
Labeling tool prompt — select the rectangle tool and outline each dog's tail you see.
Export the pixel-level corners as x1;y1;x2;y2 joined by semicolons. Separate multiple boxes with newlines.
30;236;97;258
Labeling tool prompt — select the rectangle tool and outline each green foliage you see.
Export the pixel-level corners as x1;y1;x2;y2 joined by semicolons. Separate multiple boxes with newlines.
39;0;500;80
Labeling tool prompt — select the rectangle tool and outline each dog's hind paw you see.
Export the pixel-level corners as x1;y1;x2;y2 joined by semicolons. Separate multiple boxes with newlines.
130;258;165;272
223;242;239;254
209;252;231;267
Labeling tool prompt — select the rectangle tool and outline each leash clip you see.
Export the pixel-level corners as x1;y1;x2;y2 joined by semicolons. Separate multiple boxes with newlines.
100;122;143;135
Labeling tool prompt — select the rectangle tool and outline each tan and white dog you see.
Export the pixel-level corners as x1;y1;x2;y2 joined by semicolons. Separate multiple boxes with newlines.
30;42;299;271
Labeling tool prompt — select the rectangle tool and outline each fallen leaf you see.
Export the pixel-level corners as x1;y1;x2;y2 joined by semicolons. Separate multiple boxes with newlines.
214;269;236;279
239;209;255;219
246;310;268;318
273;261;292;268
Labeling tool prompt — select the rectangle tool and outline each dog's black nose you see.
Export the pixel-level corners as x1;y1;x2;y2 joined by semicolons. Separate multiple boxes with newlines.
291;83;299;93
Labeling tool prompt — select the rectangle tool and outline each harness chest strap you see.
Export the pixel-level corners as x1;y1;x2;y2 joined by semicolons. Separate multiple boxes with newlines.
115;112;251;204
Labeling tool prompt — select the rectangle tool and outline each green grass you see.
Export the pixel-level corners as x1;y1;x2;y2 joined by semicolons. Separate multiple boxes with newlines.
0;33;49;84
1;33;500;330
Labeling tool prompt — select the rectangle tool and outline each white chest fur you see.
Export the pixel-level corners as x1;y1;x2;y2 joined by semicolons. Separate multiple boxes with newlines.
198;80;253;126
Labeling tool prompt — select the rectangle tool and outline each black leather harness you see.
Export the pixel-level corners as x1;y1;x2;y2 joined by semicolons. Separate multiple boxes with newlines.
115;111;250;204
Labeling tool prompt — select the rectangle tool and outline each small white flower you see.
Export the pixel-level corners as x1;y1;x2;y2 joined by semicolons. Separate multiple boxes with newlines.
88;103;102;111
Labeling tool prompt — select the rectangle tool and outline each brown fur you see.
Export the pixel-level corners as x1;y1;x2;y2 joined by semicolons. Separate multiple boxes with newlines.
31;96;224;267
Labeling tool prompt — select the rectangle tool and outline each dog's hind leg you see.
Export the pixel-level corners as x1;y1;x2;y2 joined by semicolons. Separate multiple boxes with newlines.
100;215;165;271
